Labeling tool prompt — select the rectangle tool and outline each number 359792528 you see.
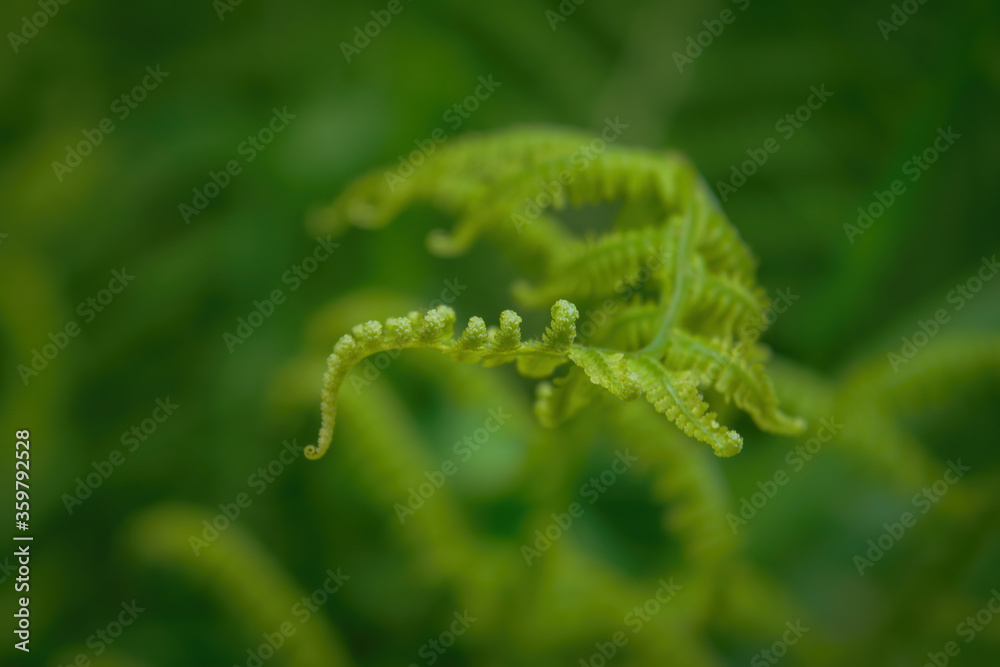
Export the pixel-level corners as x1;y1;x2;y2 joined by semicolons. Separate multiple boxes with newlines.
15;429;30;521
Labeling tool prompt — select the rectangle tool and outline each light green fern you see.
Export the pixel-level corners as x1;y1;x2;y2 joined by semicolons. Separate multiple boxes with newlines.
306;127;805;461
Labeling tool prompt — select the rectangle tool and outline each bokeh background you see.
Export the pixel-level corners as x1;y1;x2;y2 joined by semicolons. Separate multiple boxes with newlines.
2;0;1000;665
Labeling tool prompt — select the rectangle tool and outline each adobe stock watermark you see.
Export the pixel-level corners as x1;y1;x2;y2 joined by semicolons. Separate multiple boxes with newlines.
570;237;798;354
407;610;477;667
546;0;587;30
62;397;179;514
384;74;501;192
715;85;833;202
565;247;674;341
0;556;16;585
340;0;414;63
188;439;305;555
844;126;960;244
179;106;296;223
691;286;800;383
235;567;349;667
579;578;683;666
394;407;510;524
345;277;468;392
510;116;629;233
726;417;843;533
522;449;637;566
51;65;169;182
725;286;800;360
7;0;72;54
213;0;244;21
223;236;339;353
673;0;751;73
49;600;145;667
886;253;997;372
922;589;1000;667
750;620;810;667
877;0;930;41
18;267;135;386
853;459;970;576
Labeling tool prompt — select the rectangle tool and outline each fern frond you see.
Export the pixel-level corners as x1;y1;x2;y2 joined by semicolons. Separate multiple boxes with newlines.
305;127;802;459
487;211;577;270
312;128;694;258
308;301;579;460
534;367;604;428
683;256;770;339
434;149;680;254
664;330;806;436
589;299;661;350
512;226;666;307
567;347;642;401
626;356;744;457
693;201;758;279
308;127;595;240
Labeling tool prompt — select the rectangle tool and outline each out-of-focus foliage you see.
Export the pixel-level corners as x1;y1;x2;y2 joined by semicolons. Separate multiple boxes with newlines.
1;0;999;666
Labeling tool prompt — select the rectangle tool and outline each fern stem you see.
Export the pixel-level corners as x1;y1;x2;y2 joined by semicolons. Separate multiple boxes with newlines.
642;206;695;356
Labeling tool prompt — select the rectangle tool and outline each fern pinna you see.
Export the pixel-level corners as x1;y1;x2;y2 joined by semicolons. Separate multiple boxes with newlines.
305;126;805;461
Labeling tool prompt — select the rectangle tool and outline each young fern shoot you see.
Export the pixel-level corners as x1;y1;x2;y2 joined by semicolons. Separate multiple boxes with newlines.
306;126;805;461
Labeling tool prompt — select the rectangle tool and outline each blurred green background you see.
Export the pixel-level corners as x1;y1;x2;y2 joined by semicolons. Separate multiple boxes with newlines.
2;0;999;665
